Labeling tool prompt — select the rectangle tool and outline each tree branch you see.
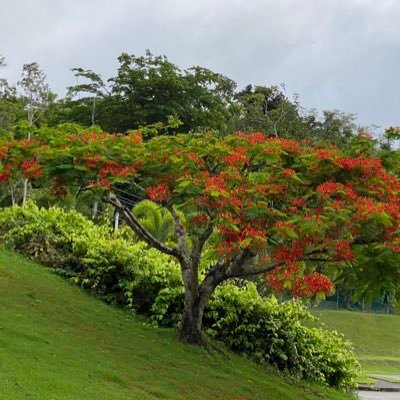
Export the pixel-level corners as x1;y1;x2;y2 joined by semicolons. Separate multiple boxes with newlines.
191;221;214;271
229;259;283;278
167;205;190;268
106;193;183;261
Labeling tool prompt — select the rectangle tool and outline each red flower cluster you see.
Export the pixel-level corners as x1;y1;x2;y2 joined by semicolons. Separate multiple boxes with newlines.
21;160;41;180
222;146;249;167
291;273;333;297
316;148;338;161
267;267;333;297
291;197;307;207
273;242;304;263
99;161;136;179
356;197;385;220
146;183;171;202
205;176;227;193
0;146;8;160
334;240;354;261
186;152;204;166
267;264;299;292
217;225;266;256
83;154;102;168
282;168;296;177
316;181;339;198
127;130;143;145
0;170;10;182
236;132;266;145
337;157;382;176
191;213;209;225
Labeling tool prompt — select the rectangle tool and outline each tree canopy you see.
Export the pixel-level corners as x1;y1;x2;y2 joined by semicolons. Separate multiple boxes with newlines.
65;51;236;133
1;129;400;343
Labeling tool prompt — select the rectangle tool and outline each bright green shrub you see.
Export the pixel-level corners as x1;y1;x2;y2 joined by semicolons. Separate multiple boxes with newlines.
0;203;182;315
204;282;359;389
0;204;359;389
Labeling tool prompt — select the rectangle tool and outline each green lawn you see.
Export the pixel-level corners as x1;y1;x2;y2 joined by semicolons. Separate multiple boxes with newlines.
0;249;351;400
313;310;400;375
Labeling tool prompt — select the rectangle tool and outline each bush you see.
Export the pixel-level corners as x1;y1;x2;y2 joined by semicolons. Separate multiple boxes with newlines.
204;283;359;389
0;204;359;389
0;203;182;316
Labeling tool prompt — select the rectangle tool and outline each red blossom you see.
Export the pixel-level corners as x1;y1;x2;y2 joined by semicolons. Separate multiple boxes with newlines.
334;240;355;261
186;152;205;166
191;213;209;225
0;146;8;160
146;183;171;202
21;160;41;180
222;147;249;166
127;130;143;145
205;176;227;193
273;242;304;263
236;132;266;145
316;148;339;160
316;181;339;198
0;170;10;182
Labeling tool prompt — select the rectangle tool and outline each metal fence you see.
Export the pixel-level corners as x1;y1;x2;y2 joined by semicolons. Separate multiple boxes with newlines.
316;291;397;314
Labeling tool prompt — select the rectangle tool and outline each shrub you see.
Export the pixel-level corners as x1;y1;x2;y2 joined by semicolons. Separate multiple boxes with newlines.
204;283;359;389
0;203;182;314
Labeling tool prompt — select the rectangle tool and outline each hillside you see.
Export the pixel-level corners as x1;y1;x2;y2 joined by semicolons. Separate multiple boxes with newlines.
313;310;400;375
0;248;352;400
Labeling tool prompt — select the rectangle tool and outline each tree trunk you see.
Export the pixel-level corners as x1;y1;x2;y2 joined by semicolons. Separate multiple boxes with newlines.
22;179;28;207
114;211;120;231
179;299;205;345
92;201;99;218
178;265;219;345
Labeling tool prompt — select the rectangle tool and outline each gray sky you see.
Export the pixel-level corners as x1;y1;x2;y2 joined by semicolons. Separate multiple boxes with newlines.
1;0;399;130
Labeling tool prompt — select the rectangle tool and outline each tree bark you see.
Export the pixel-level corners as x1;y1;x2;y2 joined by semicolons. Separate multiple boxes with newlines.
178;262;224;345
179;299;205;345
22;179;28;207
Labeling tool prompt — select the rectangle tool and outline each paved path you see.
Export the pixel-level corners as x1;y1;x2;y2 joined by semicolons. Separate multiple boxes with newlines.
358;374;400;399
358;392;400;400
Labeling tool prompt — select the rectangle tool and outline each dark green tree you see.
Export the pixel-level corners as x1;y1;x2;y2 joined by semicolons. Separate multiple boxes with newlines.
65;51;236;133
0;56;23;133
228;84;309;139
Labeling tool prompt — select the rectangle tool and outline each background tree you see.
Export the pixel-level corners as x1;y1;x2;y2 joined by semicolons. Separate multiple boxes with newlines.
65;51;236;133
305;109;360;147
228;84;310;139
0;56;23;133
17;62;53;205
18;62;52;131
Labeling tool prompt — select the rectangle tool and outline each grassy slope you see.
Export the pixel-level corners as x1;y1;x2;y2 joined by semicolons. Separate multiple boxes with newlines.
313;310;400;375
0;249;351;400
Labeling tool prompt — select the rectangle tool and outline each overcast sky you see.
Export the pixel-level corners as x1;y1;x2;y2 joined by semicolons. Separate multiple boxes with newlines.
1;0;399;131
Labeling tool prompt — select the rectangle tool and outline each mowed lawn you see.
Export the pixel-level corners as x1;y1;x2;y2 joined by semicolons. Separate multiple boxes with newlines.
0;249;352;400
313;310;400;375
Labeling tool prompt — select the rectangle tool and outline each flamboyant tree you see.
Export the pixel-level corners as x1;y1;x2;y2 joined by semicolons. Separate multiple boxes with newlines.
1;130;400;344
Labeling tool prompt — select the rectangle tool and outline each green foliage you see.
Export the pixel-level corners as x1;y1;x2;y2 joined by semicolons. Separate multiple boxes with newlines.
132;200;175;244
0;203;182;317
64;50;236;133
204;282;360;389
228;84;310;140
